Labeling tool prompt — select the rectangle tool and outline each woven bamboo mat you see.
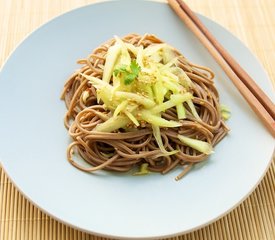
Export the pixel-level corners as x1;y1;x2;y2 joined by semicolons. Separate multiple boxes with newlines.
0;0;274;239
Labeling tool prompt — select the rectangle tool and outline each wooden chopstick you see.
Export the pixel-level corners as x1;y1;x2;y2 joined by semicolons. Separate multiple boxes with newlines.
168;0;275;137
174;0;275;120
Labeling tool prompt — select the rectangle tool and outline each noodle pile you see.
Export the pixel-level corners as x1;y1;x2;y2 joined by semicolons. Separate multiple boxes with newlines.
61;33;229;180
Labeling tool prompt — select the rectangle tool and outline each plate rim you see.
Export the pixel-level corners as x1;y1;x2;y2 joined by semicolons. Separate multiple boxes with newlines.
0;0;274;239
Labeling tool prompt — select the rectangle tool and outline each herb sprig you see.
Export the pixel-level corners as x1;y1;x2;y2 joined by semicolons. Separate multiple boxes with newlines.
113;60;141;85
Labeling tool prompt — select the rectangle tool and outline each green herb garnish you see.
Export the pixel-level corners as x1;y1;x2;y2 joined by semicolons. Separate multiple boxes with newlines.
113;60;141;85
113;65;127;77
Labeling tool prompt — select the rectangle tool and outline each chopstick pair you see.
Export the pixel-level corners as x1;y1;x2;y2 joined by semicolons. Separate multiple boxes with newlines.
168;0;275;137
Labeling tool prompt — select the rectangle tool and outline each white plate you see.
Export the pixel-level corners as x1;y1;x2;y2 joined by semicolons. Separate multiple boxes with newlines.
0;0;274;239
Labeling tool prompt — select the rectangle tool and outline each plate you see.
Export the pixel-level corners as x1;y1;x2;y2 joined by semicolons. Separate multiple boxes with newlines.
0;0;274;239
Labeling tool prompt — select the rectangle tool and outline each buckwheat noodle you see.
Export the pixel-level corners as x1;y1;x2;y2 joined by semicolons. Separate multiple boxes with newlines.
60;34;229;180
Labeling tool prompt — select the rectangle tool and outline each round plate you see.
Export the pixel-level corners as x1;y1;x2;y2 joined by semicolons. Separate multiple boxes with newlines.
0;0;274;239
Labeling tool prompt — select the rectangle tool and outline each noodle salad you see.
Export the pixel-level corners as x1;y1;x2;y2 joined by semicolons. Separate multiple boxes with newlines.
61;34;230;180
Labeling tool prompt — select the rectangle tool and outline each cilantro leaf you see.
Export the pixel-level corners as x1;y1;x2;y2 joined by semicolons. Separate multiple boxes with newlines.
124;73;136;85
113;69;119;77
130;60;141;76
113;60;141;85
124;60;141;85
113;65;128;76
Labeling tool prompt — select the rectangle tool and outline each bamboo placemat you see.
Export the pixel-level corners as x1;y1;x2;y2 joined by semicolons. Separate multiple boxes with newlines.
0;0;274;239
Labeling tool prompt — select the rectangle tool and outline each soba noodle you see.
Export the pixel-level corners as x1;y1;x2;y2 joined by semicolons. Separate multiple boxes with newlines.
61;33;229;180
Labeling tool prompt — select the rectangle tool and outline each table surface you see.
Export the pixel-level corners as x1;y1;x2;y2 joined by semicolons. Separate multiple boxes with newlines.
0;0;274;239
